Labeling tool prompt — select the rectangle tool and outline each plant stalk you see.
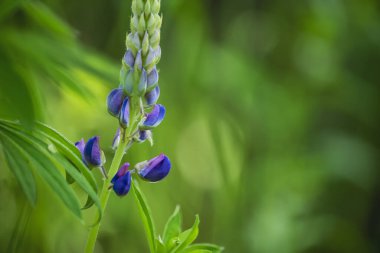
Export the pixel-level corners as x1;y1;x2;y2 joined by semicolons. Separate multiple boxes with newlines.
84;128;132;253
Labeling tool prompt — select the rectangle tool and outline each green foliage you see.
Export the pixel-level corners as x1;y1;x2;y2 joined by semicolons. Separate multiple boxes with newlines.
132;186;223;253
131;179;157;253
0;0;117;126
0;120;102;223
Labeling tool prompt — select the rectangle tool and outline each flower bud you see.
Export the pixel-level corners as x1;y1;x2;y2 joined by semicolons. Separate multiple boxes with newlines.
75;138;87;164
131;15;139;32
145;46;161;71
145;85;160;106
84;136;105;167
134;130;152;144
155;14;162;29
142;32;149;56
152;0;160;14
144;0;151;16
123;50;135;68
149;30;160;49
137;154;171;182
126;32;141;53
137;68;147;95
138;14;146;35
135;50;143;70
112;128;121;150
123;69;134;95
147;66;159;91
107;88;126;117
141;104;165;129
119;98;130;128
112;163;132;196
147;14;156;34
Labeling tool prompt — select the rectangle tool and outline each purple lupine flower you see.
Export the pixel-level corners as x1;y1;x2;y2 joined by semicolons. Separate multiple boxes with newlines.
141;104;165;129
75;138;87;164
112;128;121;150
147;66;159;90
112;163;132;196
84;136;104;167
138;154;171;182
119;98;130;128
107;88;126;117
145;85;160;106
123;50;135;68
135;130;152;143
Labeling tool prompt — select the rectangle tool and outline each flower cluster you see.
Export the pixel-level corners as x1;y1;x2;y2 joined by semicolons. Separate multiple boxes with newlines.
76;0;170;198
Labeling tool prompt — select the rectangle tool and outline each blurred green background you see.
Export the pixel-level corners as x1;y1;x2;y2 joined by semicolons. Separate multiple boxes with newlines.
1;0;380;252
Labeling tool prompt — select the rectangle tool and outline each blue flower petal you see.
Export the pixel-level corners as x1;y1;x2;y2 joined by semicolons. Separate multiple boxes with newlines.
145;85;160;106
138;154;171;182
142;104;165;129
119;98;130;128
107;88;125;117
84;136;103;167
147;66;159;89
113;171;132;196
111;162;130;184
123;50;135;68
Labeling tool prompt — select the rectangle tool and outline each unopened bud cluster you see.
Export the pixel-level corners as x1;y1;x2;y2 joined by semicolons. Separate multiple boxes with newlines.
121;0;162;101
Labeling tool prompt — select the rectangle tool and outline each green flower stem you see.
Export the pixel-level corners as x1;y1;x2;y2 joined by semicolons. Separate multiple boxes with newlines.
85;97;140;253
84;134;128;253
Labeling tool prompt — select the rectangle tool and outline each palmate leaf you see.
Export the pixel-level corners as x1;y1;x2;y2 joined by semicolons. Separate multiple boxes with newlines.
0;120;102;223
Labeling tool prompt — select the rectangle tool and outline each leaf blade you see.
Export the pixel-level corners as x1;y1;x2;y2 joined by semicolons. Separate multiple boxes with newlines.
131;179;157;253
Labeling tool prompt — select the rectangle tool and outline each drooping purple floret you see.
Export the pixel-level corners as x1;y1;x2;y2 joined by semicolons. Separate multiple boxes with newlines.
107;88;126;117
84;136;103;167
112;170;132;196
145;85;160;106
111;163;130;184
119;98;130;128
142;104;165;129
138;154;171;182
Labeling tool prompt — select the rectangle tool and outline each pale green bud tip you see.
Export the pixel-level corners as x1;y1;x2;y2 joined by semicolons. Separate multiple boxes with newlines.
142;32;150;55
152;0;160;14
144;0;151;16
138;14;146;35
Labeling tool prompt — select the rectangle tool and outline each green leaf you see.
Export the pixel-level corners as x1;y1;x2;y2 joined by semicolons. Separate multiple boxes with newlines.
170;215;200;253
35;122;98;193
0;120;103;223
156;238;167;253
2;142;37;206
183;244;224;253
163;205;182;244
131;179;157;253
0;126;82;219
